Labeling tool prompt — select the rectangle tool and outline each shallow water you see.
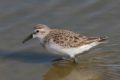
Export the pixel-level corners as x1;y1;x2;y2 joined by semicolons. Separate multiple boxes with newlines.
0;0;120;80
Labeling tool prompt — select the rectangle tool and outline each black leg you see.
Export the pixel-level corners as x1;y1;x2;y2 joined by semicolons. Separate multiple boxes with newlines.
52;57;64;62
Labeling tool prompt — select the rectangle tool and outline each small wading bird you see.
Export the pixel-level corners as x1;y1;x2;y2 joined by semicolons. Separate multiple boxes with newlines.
22;24;107;63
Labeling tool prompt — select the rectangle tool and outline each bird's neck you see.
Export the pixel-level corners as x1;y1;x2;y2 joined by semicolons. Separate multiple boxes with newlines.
38;31;51;45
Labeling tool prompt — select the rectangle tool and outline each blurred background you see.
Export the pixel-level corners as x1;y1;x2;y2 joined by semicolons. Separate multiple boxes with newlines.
0;0;120;80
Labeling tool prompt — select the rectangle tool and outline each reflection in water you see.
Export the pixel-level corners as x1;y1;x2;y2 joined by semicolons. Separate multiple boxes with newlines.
44;62;76;80
43;51;120;80
44;61;103;80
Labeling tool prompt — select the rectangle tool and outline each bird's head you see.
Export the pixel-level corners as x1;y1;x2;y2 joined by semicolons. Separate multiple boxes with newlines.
22;24;51;44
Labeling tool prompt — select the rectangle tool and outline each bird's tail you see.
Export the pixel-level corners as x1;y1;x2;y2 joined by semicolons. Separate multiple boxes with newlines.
98;36;108;43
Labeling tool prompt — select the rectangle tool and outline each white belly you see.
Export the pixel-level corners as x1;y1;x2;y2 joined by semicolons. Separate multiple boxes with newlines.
45;42;99;58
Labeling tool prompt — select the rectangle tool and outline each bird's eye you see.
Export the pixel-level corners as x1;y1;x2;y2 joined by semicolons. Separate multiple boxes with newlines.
36;30;39;33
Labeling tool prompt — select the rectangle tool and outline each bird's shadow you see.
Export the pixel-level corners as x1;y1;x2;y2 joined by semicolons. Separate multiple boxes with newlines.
0;51;59;64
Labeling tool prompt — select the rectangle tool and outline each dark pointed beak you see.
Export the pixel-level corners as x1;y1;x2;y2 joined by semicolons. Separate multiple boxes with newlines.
22;33;33;44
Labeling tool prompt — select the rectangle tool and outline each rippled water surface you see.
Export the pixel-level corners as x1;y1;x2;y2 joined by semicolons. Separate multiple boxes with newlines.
0;0;120;80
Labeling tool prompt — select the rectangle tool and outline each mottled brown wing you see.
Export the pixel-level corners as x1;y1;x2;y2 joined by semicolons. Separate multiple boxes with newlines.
45;29;106;48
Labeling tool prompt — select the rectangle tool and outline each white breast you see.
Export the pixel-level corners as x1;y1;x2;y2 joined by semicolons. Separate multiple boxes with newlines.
45;41;100;58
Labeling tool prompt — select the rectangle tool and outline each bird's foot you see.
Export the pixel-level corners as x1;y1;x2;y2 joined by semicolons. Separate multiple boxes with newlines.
52;57;78;64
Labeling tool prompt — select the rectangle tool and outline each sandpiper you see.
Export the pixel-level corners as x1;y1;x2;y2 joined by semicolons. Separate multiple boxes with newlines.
22;24;107;63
